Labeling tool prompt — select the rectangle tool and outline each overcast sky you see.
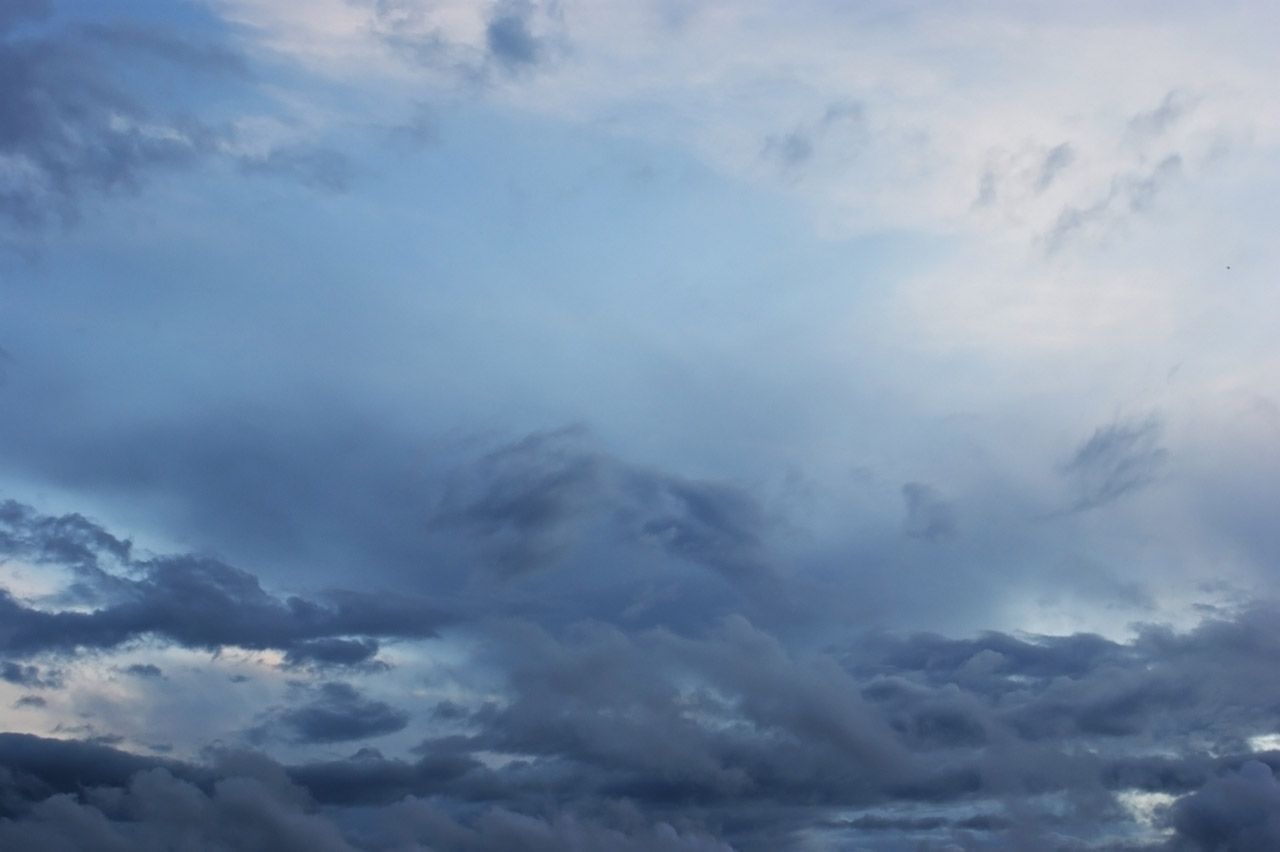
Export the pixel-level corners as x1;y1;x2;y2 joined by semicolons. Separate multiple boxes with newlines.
2;1;1280;850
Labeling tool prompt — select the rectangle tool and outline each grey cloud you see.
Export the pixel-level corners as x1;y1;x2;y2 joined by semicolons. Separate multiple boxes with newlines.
901;482;957;542
0;499;454;659
1036;142;1076;192
763;102;867;169
13;694;45;708
283;638;382;669
268;682;409;744
0;735;734;852
1045;156;1183;253
1169;760;1280;852
435;429;776;583
5;602;1280;849
1;661;63;689
0;18;224;231
764;131;813;167
0;14;361;237
1128;90;1196;141
1127;154;1182;212
486;0;543;71
368;0;561;85
123;663;163;679
1060;416;1168;511
433;428;608;576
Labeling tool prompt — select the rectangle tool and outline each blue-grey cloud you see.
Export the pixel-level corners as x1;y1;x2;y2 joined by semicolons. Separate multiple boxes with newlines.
1036;142;1076;192
1061;416;1169;511
486;0;543;71
900;482;956;542
266;682;409;745
0;661;62;689
1170;760;1280;852
435;429;776;584
0;499;454;659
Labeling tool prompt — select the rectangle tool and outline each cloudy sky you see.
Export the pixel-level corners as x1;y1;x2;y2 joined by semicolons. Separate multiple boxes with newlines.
2;1;1280;849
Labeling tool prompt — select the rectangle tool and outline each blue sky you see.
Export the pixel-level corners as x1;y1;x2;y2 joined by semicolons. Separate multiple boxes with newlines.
2;1;1280;850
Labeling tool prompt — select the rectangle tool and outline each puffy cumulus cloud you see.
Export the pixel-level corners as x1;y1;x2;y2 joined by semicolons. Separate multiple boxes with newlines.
0;498;453;661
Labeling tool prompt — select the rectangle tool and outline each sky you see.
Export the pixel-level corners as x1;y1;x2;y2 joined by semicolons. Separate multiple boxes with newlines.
1;0;1280;849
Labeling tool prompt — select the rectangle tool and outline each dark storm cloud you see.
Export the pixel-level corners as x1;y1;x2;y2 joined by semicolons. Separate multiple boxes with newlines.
901;482;956;542
0;735;733;852
266;682;409;744
435;429;776;583
1060;416;1168;511
5;604;1280;849
1169;760;1280;852
0;732;198;800
0;498;453;659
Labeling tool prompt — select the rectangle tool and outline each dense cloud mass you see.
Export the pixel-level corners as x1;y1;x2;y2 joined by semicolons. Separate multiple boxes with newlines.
3;0;1280;850
6;494;1280;849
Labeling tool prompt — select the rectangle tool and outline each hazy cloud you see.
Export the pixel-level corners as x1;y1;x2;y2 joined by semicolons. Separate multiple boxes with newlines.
901;482;956;542
435;430;775;583
1061;416;1169;511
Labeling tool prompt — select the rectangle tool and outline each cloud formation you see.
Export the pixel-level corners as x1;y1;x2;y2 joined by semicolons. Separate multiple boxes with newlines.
0;499;452;661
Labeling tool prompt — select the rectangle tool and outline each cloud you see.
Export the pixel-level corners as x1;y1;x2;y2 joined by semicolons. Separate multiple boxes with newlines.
486;0;544;71
1;604;1279;849
434;429;775;583
123;663;163;679
1060;416;1169;511
0;499;454;659
763;102;867;169
1036;142;1076;192
283;638;382;669
901;482;956;542
0;15;225;230
266;682;410;744
1045;154;1184;253
1128;90;1196;142
237;144;356;192
0;661;62;689
1170;760;1280;852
